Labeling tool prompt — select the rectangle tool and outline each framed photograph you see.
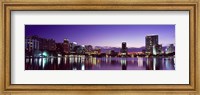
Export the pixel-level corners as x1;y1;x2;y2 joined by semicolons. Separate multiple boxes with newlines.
0;0;199;94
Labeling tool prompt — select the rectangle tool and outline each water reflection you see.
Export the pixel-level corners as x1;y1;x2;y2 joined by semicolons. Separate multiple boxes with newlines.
25;55;175;70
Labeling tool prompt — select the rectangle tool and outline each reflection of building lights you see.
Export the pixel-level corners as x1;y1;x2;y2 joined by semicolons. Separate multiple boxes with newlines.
81;56;85;63
30;58;32;64
26;58;29;63
69;57;74;64
39;58;42;66
43;52;48;57
106;57;108;63
81;64;85;70
153;57;157;70
42;58;47;68
58;57;61;65
120;58;126;65
75;57;77;63
131;59;134;63
34;58;38;64
51;58;54;64
146;58;149;65
174;58;175;64
92;57;96;65
97;59;100;64
58;54;61;57
138;57;143;67
77;57;81;63
64;57;66;64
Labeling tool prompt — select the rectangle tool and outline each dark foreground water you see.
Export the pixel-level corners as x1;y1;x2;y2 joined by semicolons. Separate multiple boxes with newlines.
25;55;175;70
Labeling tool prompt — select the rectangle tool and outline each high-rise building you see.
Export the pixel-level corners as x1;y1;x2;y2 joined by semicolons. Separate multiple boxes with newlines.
56;43;63;53
63;38;70;54
92;48;101;55
145;35;158;54
25;36;39;52
70;42;77;52
25;35;56;55
47;39;56;51
165;44;175;54
85;45;93;52
153;44;162;55
121;42;127;56
74;45;85;54
38;37;48;50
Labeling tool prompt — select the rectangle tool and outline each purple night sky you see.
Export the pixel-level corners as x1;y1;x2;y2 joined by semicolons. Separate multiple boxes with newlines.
25;25;175;47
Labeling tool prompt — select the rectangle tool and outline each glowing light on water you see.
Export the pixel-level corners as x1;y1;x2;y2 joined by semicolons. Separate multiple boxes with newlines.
58;57;61;65
81;64;85;70
26;58;29;63
58;53;61;57
81;55;85;63
92;57;97;65
64;57;66;64
174;57;176;64
43;52;48;57
97;59;100;64
39;58;42;66
147;58;149;65
131;58;134;63
69;55;74;64
77;57;81;63
165;58;169;69
30;58;32;64
42;58;47;68
138;57;143;67
51;58;54;64
25;56;175;70
74;55;78;63
120;58;126;65
153;57;157;70
34;58;38;64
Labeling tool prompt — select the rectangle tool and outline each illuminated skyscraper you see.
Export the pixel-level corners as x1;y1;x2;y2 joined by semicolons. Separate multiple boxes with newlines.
121;42;127;56
85;45;93;52
145;35;158;54
25;35;56;52
70;42;77;52
25;36;39;52
153;44;162;55
165;44;175;54
63;38;70;54
47;39;56;51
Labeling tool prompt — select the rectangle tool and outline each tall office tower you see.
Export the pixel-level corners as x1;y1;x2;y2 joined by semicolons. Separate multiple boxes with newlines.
70;42;77;52
121;42;128;56
63;38;70;54
25;36;39;52
153;44;162;55
165;44;175;54
145;35;158;54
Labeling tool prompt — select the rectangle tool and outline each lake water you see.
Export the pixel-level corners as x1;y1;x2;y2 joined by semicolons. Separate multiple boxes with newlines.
25;55;175;70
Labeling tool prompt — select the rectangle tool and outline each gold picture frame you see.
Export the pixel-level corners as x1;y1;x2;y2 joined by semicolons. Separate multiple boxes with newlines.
0;0;199;95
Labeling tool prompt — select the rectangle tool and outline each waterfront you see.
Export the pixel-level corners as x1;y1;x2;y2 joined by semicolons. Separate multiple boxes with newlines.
25;55;175;70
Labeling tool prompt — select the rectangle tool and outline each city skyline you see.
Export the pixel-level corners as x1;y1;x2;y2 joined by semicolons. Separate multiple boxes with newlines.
25;25;175;48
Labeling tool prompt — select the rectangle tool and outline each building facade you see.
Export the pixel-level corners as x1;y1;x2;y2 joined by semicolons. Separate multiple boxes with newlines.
145;35;158;54
153;44;162;55
25;35;56;52
165;44;175;54
25;36;39;52
70;42;77;52
85;45;93;52
121;42;128;56
63;39;70;54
